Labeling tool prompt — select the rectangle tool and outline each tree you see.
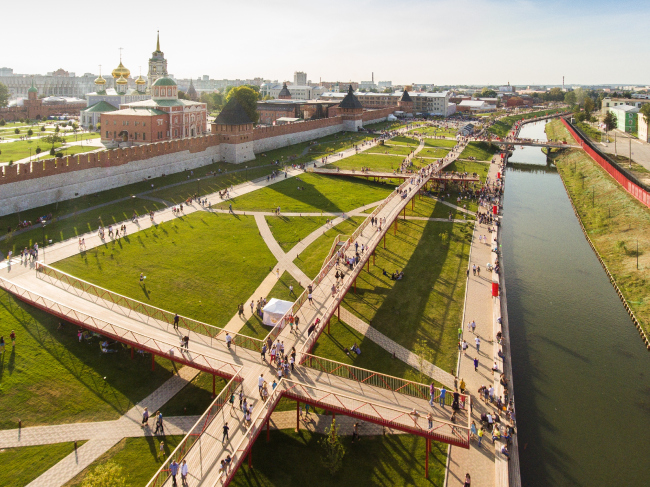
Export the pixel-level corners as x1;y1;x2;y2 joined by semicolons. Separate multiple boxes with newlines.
318;418;345;474
225;86;260;123
0;81;9;108
564;91;576;106
35;147;42;154
583;98;594;119
55;125;60;133
573;87;588;106
14;128;20;134
383;87;393;93
81;462;128;487
178;90;189;100
603;111;617;132
544;87;564;102
200;92;224;112
0;118;5;126
27;129;33;137
574;110;586;123
639;103;650;125
481;88;497;98
41;125;46;132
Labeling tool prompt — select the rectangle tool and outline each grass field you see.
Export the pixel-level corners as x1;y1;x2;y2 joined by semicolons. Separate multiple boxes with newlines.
160;372;227;416
404;197;476;220
412;127;457;137
0;441;85;487
459;142;499;161
265;215;329;252
0;289;177;430
342;219;471;373
545;119;574;142
230;430;446;487
294;218;363;279
419;148;451;159
240;272;304;339
424;139;457;148
555;149;650;335
576;122;602;143
215;173;395;214
391;136;420;145
63;436;184;487
329;153;411;173
54;213;276;328
364;121;407;132
367;144;415;156
443;160;490;183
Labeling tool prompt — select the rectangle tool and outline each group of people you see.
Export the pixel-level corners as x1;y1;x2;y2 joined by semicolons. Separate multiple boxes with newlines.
97;223;127;240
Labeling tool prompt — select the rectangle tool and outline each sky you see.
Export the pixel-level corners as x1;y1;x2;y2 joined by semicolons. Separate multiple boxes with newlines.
2;0;649;86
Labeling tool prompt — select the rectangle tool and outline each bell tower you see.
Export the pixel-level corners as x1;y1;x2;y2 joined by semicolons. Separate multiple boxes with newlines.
148;31;168;92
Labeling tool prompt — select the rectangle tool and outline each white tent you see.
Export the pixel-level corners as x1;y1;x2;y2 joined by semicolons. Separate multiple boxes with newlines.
262;298;293;327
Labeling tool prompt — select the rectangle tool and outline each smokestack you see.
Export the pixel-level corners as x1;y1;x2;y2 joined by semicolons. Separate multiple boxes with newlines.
372;72;374;84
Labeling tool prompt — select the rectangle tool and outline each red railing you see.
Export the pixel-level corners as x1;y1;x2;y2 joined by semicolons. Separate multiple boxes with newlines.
301;354;468;409
36;263;264;352
0;276;241;378
146;375;242;487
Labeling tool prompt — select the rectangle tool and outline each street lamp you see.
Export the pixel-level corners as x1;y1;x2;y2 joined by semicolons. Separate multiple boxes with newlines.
41;222;46;263
197;178;201;196
245;166;248;180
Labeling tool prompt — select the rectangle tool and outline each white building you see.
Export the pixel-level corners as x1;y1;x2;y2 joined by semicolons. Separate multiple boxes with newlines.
266;84;325;100
458;100;496;112
294;71;307;86
378;81;392;88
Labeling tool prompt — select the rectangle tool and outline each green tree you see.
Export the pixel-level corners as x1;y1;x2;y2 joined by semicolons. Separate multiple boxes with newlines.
639;103;650;125
545;87;564;102
383;87;393;93
603;111;617;132
81;462;128;487
318;418;346;474
481;88;497;98
41;125;46;132
564;91;576;106
225;86;260;123
178;90;189;100
55;125;60;133
0;118;5;126
27;129;33;137
583;97;594;115
14;128;20;134
0;82;9;107
35;147;42;154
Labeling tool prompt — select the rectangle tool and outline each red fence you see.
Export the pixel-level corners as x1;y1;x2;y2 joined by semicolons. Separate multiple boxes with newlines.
561;118;650;208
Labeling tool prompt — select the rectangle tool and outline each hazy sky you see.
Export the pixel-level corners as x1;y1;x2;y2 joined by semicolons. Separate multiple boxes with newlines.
3;0;648;85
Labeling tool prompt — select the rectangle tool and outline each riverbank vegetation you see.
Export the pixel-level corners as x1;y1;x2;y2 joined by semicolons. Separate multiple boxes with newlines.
555;149;650;336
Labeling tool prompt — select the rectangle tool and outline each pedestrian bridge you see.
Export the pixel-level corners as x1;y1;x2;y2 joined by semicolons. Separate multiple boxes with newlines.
0;154;472;486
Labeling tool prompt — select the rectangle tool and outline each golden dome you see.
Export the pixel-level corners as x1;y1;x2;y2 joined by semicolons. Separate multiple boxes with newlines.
116;75;128;85
135;75;146;85
112;61;130;79
94;75;106;85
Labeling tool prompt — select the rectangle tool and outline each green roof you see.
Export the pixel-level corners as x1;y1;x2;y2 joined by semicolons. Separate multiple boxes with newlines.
28;78;38;93
152;77;177;87
82;101;118;113
110;107;167;116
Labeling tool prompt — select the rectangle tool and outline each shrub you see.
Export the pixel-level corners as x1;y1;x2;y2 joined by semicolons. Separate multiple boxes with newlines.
14;128;20;134
0;118;6;126
27;129;33;137
50;147;55;156
35;147;42;154
55;152;64;158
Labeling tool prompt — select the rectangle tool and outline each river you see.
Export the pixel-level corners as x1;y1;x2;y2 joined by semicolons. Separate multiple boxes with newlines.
501;121;650;486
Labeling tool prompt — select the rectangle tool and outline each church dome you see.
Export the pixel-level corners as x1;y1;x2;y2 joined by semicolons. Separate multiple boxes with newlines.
94;75;106;85
112;62;130;79
135;75;146;85
152;76;177;87
27;78;38;93
116;75;128;85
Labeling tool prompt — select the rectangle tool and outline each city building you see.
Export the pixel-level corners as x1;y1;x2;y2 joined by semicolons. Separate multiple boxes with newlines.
378;81;392;88
100;75;207;146
609;105;639;133
320;90;453;117
147;31;168;92
601;97;650;115
0;69;98;98
262;83;325;100
0;78;86;121
294;71;307;86
638;113;649;142
457;100;496;113
257;100;339;125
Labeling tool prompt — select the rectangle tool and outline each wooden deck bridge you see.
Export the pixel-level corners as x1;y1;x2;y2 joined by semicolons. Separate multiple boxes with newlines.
310;167;479;184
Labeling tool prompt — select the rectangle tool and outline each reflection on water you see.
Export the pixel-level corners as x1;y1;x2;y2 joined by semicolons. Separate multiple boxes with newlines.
502;121;650;486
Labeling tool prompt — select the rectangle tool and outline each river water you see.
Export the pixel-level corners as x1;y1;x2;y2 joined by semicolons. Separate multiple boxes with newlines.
501;121;650;486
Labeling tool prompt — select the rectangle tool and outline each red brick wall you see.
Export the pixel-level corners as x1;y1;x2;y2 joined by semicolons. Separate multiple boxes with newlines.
101;113;168;144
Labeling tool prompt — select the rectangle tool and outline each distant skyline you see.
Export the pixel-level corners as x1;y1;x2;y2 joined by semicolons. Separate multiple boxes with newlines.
2;0;649;86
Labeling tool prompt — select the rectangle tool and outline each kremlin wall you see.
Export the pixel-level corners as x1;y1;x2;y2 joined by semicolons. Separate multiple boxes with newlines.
0;106;396;216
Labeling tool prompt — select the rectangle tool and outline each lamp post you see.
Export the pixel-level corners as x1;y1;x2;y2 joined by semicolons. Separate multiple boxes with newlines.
197;178;200;196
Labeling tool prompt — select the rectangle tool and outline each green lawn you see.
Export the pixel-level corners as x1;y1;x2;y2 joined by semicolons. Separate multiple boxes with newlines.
231;430;446;487
411;127;457;137
160;372;227;416
342;219;472;373
0;441;86;487
545;119;573;143
0;133;99;163
54;213;276;328
364;121;406;132
459;142;499;161
419;148;451;159
329;153;412;173
405;196;477;219
215;173;395;215
0;289;177;430
443;160;490;183
367;144;415;156
576;122;602;143
391;136;420;145
306;133;378;158
265;216;329;253
294;218;363;279
240;272;304;339
424;139;457;148
63;436;184;487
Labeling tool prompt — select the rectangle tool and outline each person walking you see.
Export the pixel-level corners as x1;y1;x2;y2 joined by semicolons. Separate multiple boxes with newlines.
226;333;232;349
473;357;479;372
181;460;189;487
427;412;434;430
154;411;164;435
464;473;471;487
222;422;230;443
258;374;264;394
477;426;484;447
173;314;179;331
10;330;16;347
429;382;435;406
158;440;165;460
170;460;179;487
457;326;462;340
439;386;446;408
141;407;149;428
475;336;480;354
